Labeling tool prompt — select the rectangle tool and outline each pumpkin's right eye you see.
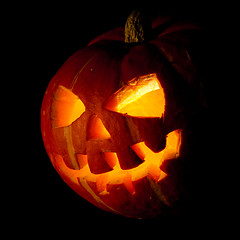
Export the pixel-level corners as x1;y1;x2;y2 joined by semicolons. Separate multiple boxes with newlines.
51;86;85;128
104;73;165;118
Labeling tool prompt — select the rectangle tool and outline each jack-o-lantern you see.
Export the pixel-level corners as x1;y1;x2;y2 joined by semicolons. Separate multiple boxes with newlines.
41;10;204;218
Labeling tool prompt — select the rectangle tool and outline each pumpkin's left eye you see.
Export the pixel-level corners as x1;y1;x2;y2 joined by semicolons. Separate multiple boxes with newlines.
51;86;85;128
104;73;165;118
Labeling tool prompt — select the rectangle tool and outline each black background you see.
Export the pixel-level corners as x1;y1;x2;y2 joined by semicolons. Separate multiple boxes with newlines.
8;0;231;235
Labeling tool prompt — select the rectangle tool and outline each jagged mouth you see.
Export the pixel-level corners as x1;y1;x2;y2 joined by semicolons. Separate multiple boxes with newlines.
52;129;181;195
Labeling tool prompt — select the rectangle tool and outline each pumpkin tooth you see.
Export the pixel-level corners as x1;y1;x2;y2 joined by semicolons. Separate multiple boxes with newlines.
102;152;121;170
158;171;167;182
131;142;147;160
147;164;163;182
123;174;135;195
76;154;88;169
96;175;109;195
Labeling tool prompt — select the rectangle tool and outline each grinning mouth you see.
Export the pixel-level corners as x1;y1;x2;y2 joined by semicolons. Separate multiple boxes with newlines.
52;129;181;196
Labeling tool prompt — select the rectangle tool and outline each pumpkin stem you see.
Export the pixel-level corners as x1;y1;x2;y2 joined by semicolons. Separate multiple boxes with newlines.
125;9;151;43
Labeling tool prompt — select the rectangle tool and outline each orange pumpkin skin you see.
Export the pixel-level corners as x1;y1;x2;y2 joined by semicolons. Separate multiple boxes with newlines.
41;16;203;218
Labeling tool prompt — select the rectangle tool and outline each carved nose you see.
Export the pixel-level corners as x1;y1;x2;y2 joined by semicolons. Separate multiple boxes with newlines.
87;115;111;140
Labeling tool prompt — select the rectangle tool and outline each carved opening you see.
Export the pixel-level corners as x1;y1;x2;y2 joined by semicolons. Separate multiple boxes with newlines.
104;73;165;118
87;115;111;140
53;130;182;196
51;86;85;128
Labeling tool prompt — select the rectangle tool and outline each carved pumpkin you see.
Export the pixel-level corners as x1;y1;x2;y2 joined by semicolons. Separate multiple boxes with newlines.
41;10;204;218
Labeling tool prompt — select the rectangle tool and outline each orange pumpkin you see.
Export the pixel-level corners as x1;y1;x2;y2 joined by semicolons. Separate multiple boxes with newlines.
41;10;204;218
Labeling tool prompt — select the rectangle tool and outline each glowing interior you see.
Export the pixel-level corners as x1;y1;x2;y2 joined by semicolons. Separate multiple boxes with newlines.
104;73;165;118
87;115;111;140
53;129;181;195
51;86;85;128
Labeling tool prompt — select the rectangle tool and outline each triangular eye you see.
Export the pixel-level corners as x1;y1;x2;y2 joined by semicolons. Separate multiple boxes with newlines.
104;73;165;118
51;86;85;128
